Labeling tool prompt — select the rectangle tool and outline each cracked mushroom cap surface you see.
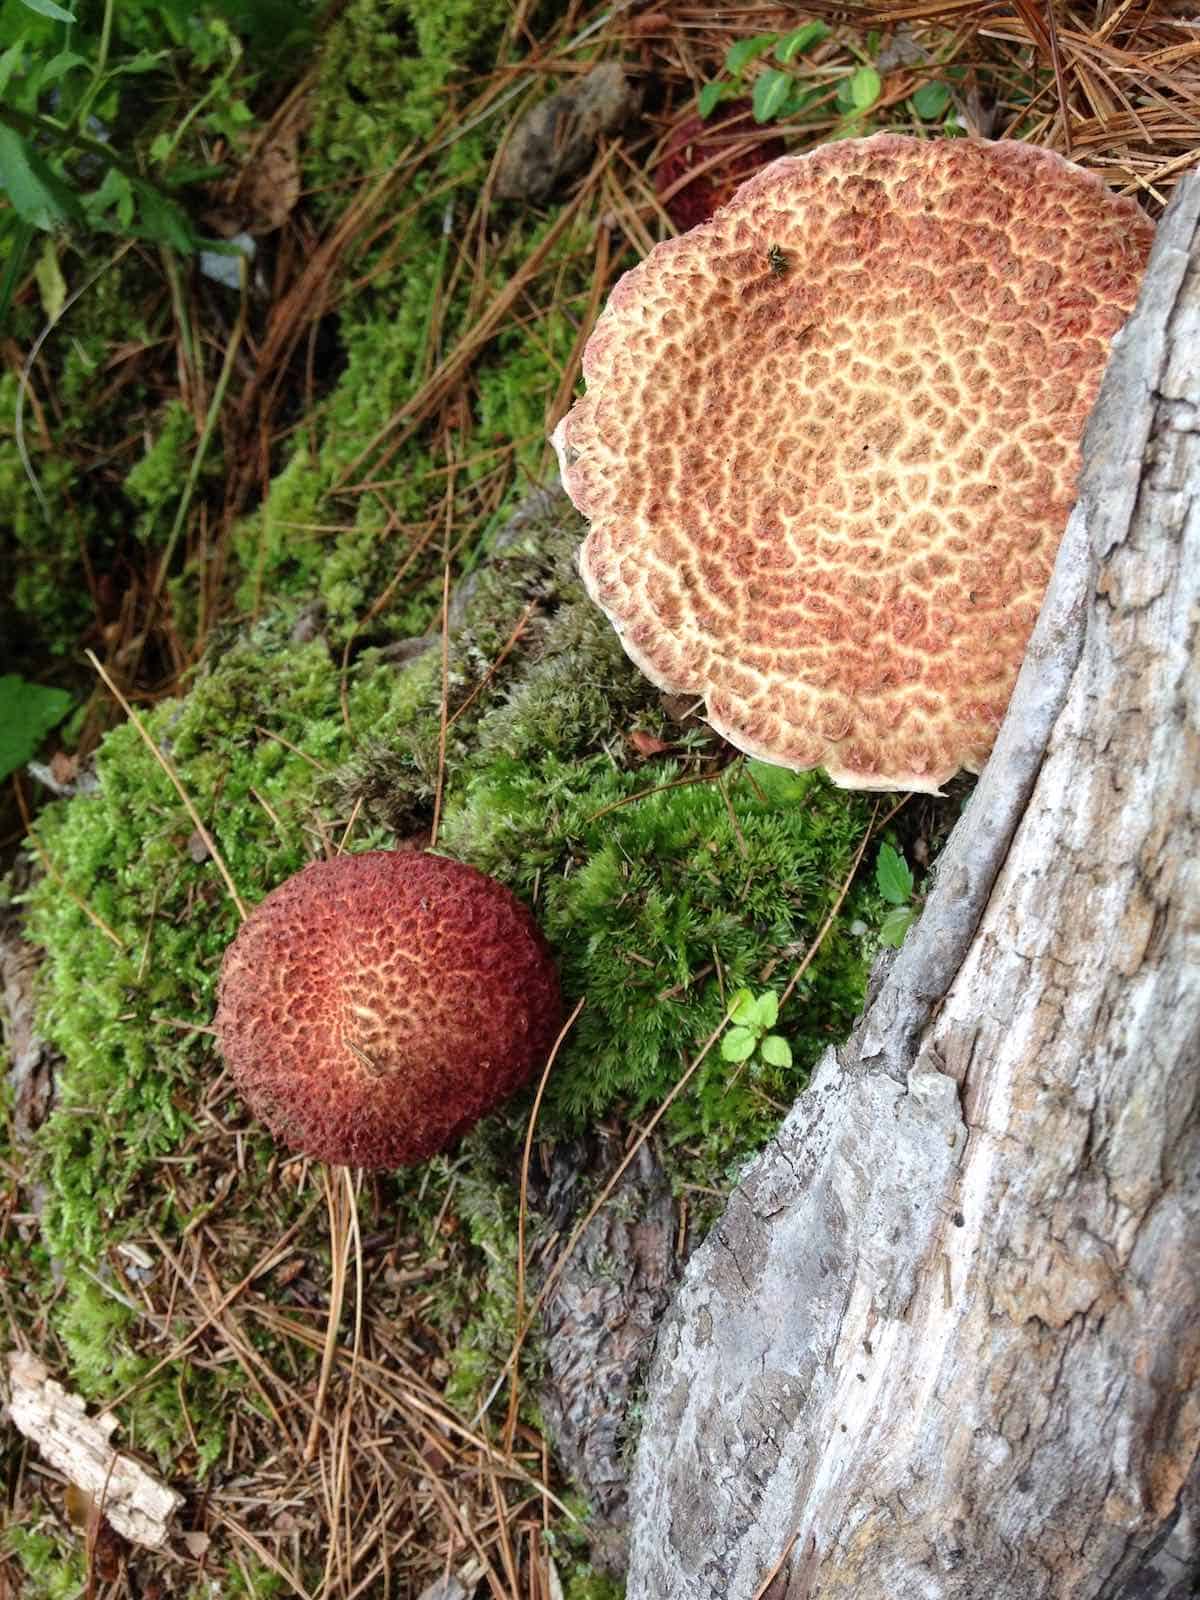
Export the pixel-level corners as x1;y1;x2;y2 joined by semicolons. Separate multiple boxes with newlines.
552;134;1154;790
215;851;562;1168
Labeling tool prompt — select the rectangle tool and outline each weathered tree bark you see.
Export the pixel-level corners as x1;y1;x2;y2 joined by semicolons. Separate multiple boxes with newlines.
627;177;1200;1600
3;1352;183;1549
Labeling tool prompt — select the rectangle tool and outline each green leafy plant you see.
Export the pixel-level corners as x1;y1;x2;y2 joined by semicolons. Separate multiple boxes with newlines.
875;841;918;948
0;670;70;780
910;79;953;122
0;0;309;329
698;22;831;123
1;4;195;252
836;63;882;118
698;22;962;136
720;987;792;1074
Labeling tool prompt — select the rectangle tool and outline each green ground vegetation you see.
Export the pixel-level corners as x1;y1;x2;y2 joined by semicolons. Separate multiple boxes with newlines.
20;490;886;1310
8;487;896;1594
0;0;601;685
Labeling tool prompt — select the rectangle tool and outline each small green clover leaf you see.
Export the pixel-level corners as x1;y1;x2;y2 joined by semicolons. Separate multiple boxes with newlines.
697;80;729;118
775;22;830;63
836;64;883;118
873;843;921;948
699;21;837;126
725;33;778;75
721;1026;758;1063
752;990;779;1030
752;67;791;123
879;905;918;949
729;987;757;1025
759;1034;792;1069
0;674;72;782
912;81;953;120
850;66;882;109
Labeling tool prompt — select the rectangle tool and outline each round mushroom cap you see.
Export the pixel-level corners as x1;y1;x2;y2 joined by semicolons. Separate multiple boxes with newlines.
654;101;786;232
552;134;1154;791
215;851;562;1168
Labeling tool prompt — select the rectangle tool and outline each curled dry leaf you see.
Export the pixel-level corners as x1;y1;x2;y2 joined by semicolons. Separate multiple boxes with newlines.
629;729;675;758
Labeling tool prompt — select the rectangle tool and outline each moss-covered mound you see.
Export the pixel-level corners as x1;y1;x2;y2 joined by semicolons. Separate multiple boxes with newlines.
23;493;881;1249
6;484;897;1595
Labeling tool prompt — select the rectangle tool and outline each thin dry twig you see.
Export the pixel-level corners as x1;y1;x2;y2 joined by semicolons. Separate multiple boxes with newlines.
429;440;458;850
505;997;587;1452
751;1530;800;1600
13;781;125;950
85;649;248;921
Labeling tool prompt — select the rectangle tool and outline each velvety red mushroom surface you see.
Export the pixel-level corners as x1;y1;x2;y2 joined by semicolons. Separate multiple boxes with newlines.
654;100;786;231
215;851;562;1168
553;135;1155;791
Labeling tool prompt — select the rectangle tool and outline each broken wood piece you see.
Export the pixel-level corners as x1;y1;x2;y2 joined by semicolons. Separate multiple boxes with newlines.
4;1350;184;1549
416;1558;485;1600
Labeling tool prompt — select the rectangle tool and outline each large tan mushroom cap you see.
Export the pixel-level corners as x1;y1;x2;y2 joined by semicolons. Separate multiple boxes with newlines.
553;135;1154;790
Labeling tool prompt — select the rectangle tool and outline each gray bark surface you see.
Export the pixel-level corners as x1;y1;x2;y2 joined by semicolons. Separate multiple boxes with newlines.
535;1136;679;1574
3;1352;184;1549
627;178;1200;1600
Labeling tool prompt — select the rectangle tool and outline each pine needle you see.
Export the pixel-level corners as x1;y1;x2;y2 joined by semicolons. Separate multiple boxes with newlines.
85;649;248;921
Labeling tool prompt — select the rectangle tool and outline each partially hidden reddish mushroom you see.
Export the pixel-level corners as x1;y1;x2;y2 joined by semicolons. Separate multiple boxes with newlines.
553;135;1154;791
654;100;785;232
215;851;562;1168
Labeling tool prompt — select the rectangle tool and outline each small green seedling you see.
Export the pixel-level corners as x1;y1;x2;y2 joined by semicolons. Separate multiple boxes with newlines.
721;988;792;1075
876;841;918;948
836;64;882;117
698;22;831;123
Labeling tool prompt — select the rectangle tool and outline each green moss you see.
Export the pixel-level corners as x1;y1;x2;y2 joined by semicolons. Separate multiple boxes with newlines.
545;1500;627;1600
55;1275;227;1473
563;1568;625;1600
443;755;871;1155
24;624;406;1265
223;1557;288;1598
0;0;600;673
124;398;205;543
230;445;335;622
442;1124;539;1413
21;479;885;1595
221;213;570;638
4;1527;86;1600
307;0;510;173
332;496;875;1160
26;482;880;1306
227;0;611;644
221;209;600;642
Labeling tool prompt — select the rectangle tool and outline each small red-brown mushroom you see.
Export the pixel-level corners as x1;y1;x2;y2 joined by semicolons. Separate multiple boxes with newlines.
214;851;562;1168
553;134;1155;791
654;100;786;232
